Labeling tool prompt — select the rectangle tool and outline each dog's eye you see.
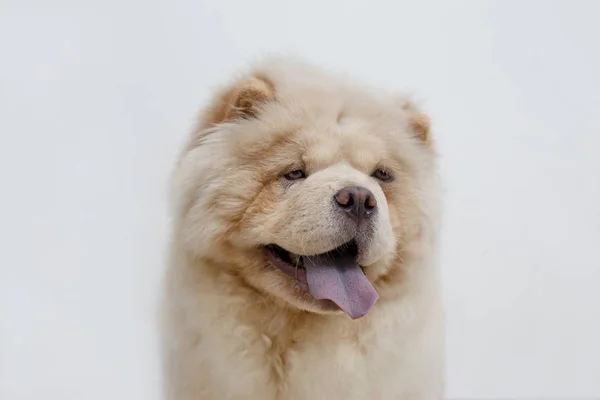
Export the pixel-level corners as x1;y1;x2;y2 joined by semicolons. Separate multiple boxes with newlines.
283;169;306;181
372;168;393;182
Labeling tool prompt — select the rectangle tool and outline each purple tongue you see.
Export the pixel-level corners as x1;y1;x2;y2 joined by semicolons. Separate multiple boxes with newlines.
303;249;379;319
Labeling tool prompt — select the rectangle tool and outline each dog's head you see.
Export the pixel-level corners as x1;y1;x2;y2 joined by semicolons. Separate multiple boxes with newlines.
172;58;439;319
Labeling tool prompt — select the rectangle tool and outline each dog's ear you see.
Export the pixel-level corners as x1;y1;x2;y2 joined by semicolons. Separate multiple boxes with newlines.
401;100;431;142
203;76;276;125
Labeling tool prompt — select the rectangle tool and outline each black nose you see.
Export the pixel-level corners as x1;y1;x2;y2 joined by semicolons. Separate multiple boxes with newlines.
334;186;377;222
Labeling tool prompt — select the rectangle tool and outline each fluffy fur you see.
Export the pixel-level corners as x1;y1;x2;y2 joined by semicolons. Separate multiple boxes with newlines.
162;56;444;400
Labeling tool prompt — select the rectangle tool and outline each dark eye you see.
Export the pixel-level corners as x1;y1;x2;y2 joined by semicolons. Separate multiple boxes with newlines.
372;168;393;182
283;169;306;181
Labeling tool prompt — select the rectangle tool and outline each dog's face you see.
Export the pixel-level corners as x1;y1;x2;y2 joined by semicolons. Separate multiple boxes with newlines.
172;59;437;319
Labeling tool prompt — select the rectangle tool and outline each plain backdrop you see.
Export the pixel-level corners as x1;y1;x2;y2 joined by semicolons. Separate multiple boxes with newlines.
1;1;599;399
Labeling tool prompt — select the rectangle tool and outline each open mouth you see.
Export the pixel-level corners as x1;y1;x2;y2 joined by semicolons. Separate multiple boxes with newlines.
264;240;379;319
264;243;311;282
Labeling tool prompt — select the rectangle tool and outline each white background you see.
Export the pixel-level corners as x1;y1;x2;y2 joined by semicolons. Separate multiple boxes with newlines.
1;1;599;399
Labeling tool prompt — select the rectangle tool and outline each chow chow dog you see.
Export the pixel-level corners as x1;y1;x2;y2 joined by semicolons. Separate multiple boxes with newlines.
162;56;444;400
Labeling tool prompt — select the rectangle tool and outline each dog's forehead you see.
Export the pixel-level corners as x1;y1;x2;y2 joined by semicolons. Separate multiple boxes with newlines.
297;123;389;172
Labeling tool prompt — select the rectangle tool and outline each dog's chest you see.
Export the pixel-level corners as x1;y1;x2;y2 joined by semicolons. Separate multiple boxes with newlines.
194;299;443;399
261;324;406;399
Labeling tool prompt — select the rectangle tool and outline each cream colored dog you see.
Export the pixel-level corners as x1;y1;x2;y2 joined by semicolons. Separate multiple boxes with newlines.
162;56;444;400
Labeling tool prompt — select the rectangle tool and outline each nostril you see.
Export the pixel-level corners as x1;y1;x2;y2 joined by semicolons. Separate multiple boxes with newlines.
365;194;376;210
334;188;354;208
344;195;355;208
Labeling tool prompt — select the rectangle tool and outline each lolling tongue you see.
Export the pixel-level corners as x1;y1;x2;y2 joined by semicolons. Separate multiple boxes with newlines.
302;245;379;319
